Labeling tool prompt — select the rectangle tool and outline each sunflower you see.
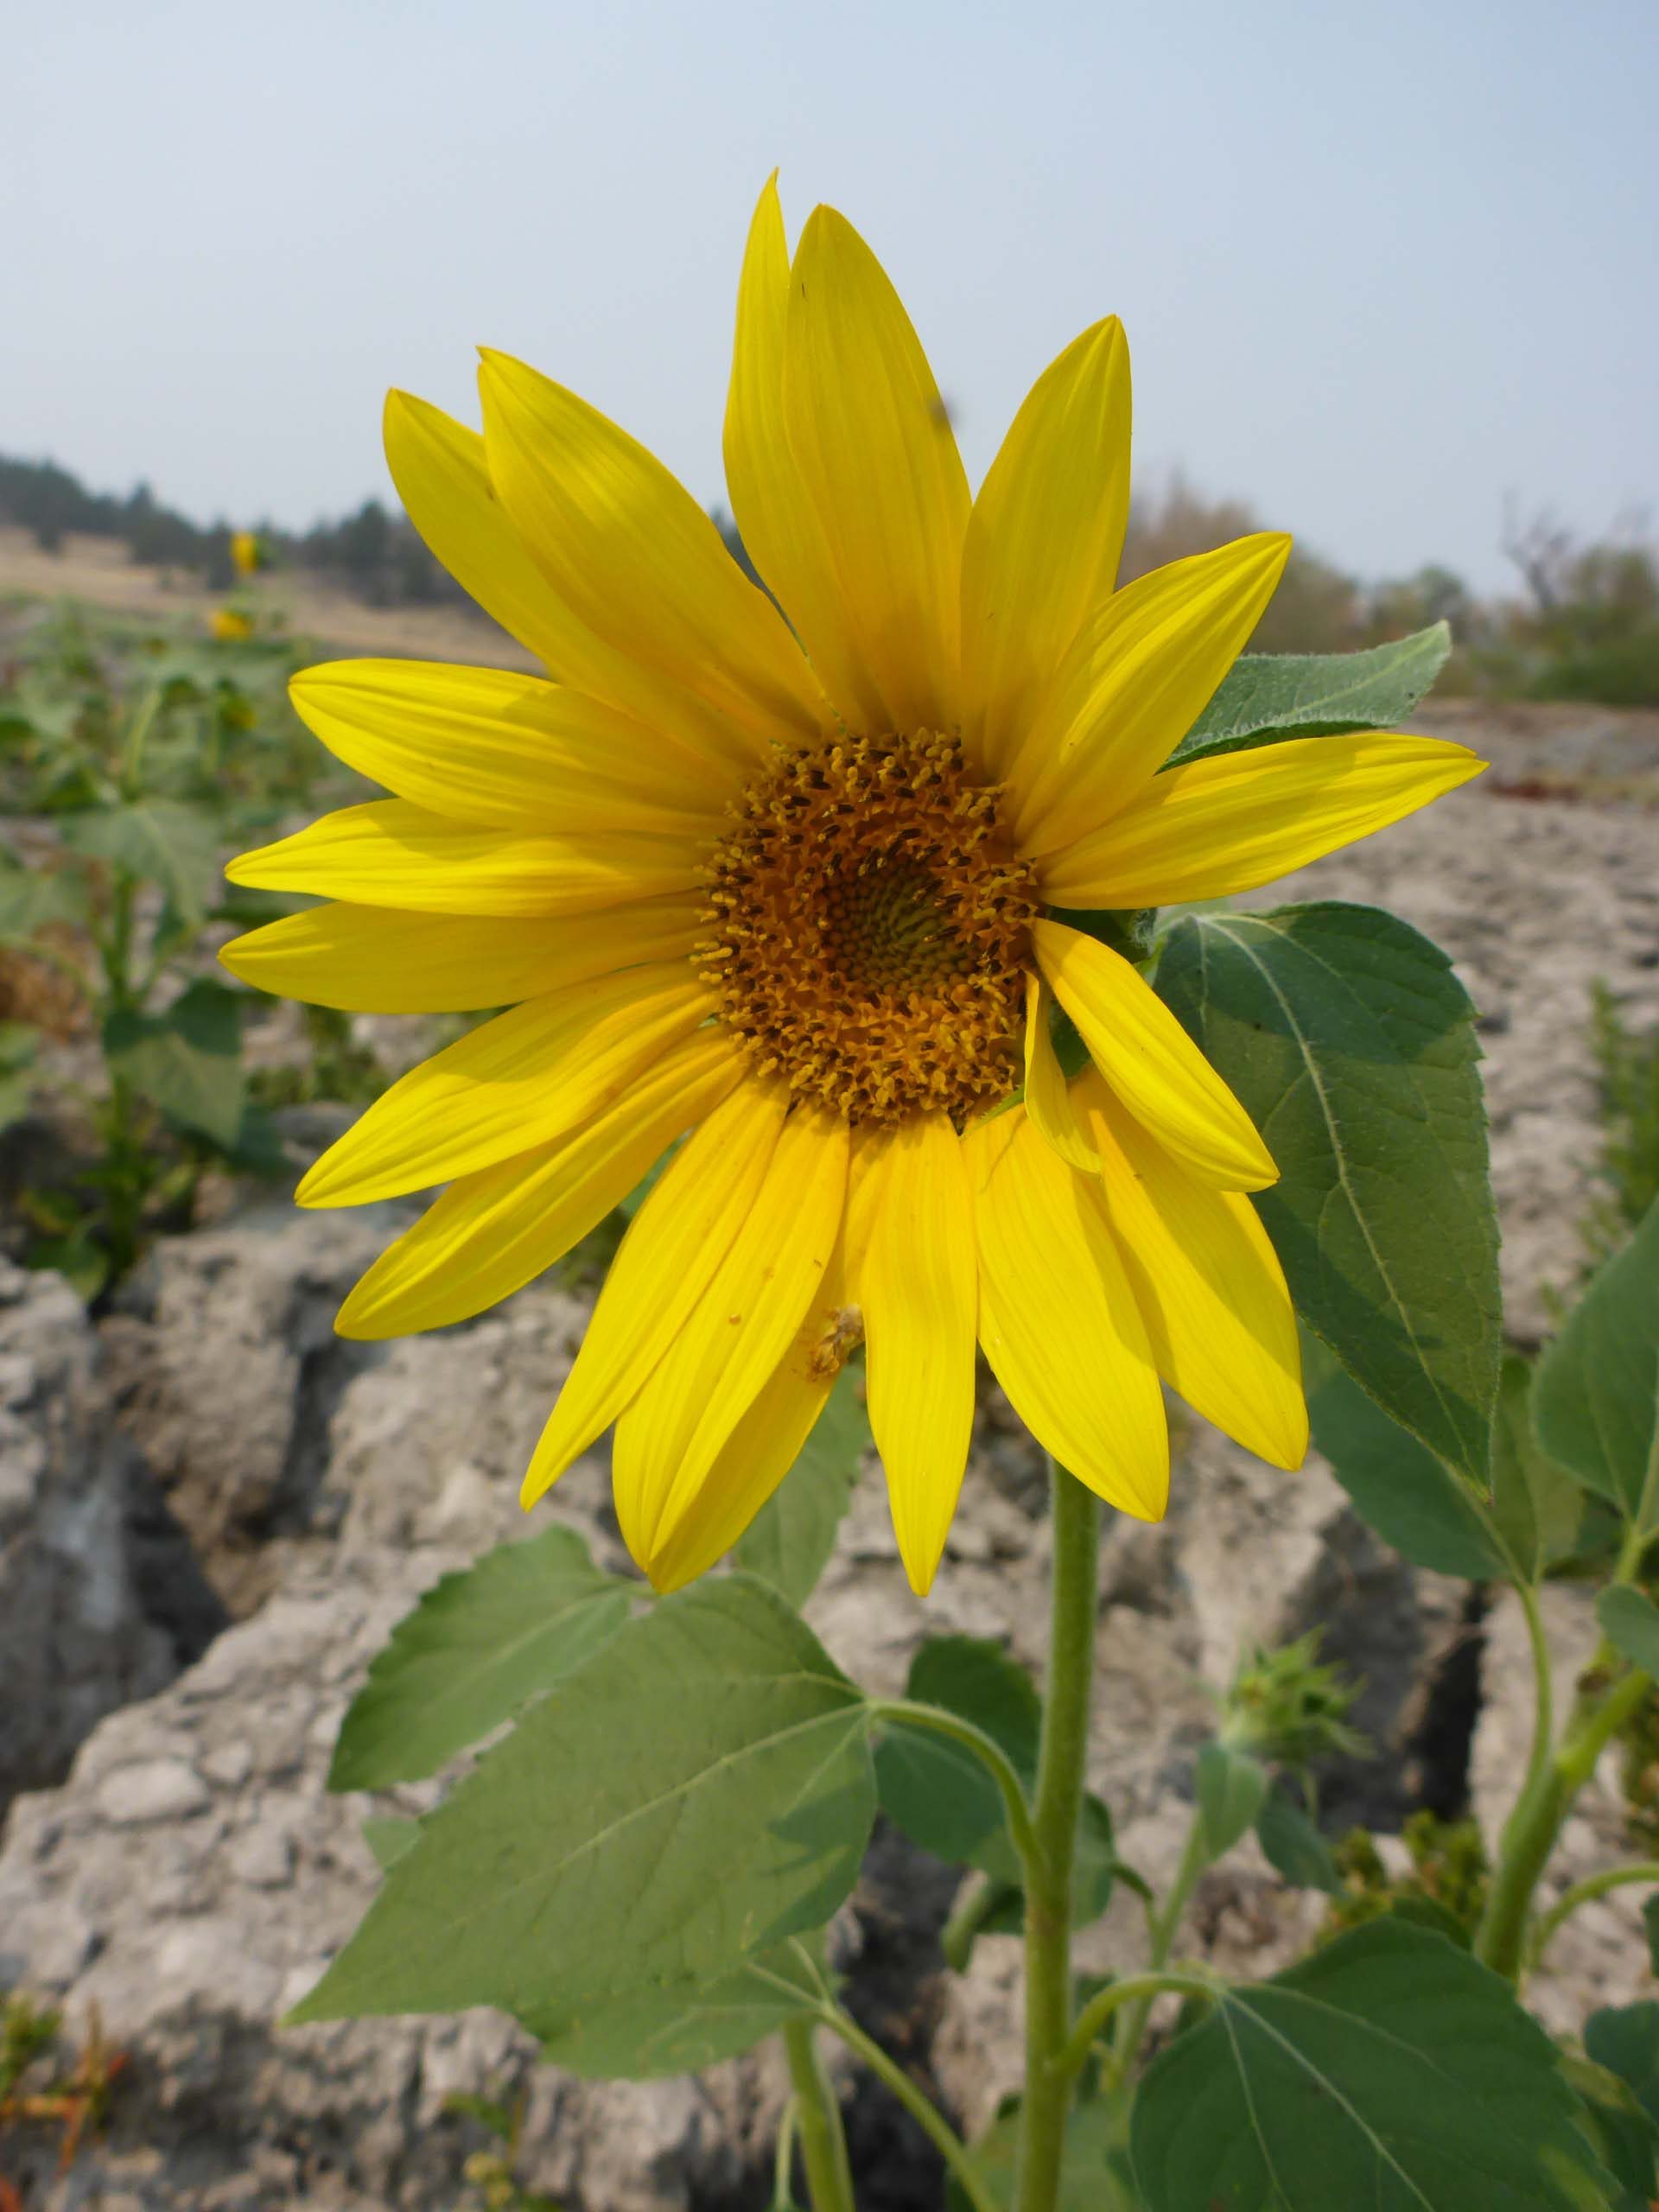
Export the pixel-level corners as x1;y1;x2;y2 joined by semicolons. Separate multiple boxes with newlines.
221;181;1483;1596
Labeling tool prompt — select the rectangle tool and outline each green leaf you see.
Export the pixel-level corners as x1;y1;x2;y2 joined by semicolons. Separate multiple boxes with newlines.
1491;1355;1585;1581
360;1815;421;1872
1587;2004;1659;2131
1559;2051;1659;2212
218;1098;290;1179
102;978;245;1147
1597;1588;1659;1681
1154;903;1501;1486
1167;625;1451;767
60;798;221;919
289;1576;875;2024
1196;1742;1269;1859
1131;1920;1614;2211
1255;1791;1343;1895
1306;1338;1504;1580
27;1221;109;1302
327;1527;634;1790
1645;1894;1659;1978
0;861;89;937
875;1635;1039;1869
1535;1202;1659;1529
520;1944;818;2080
734;1368;868;1607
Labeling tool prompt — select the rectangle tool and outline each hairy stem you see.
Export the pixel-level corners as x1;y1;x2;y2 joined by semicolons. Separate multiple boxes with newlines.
813;2003;999;2212
1475;1641;1652;1980
781;2019;855;2212
1529;1859;1659;1968
872;1699;1042;1871
772;2096;800;2212
1496;1578;1555;1865
1108;1802;1211;2082
1014;1462;1100;2212
1057;1968;1221;2087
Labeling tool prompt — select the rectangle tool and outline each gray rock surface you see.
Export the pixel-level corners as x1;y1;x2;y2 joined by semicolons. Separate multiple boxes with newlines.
0;1260;176;1815
97;1198;407;1617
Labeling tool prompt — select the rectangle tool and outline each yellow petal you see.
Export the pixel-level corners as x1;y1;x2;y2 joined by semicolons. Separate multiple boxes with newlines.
965;1107;1167;1517
724;176;873;728
960;317;1132;779
1038;732;1488;908
295;965;712;1207
383;387;582;673
643;1267;858;1594
1078;1073;1306;1467
224;798;702;917
845;1114;976;1595
478;350;827;766
289;659;728;831
385;390;751;770
520;1079;789;1506
1007;535;1291;850
613;1108;848;1578
783;206;969;736
1022;972;1098;1173
1033;919;1275;1191
218;894;702;1014
334;1029;745;1339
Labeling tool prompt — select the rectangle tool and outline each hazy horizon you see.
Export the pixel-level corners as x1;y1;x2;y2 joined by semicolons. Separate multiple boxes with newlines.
7;0;1656;594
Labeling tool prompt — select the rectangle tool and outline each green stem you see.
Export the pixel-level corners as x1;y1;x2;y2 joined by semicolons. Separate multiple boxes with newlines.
1014;1462;1100;2212
1476;1504;1656;1982
812;2003;998;2212
873;1700;1041;1872
100;872;137;1015
1529;1859;1659;1968
772;2097;800;2211
119;685;163;801
940;1870;1003;1974
1054;1969;1221;2087
1474;1643;1652;1980
781;2019;855;2212
1108;1803;1211;2082
1496;1578;1555;1866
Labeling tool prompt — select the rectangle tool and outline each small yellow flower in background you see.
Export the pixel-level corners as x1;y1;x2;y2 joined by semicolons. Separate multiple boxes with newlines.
230;529;263;579
211;606;254;643
220;181;1484;1595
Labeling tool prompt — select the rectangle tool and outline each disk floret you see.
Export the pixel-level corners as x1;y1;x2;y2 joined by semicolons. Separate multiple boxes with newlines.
697;732;1038;1126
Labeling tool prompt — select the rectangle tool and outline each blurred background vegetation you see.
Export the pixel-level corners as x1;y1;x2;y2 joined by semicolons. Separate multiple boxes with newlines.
7;447;1659;705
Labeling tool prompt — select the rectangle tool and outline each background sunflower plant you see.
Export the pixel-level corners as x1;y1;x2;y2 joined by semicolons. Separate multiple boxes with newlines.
238;187;1659;2212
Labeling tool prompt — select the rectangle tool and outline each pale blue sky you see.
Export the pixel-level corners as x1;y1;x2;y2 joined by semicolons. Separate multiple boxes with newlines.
6;0;1656;591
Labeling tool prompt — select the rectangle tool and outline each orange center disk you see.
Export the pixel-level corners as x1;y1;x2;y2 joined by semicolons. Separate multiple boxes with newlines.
697;731;1038;1127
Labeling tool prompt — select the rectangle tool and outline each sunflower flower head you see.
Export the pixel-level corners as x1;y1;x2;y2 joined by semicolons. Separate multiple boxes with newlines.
221;180;1484;1598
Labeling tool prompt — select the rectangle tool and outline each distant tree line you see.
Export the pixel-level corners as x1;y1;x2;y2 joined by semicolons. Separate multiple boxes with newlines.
0;454;465;609
3;451;1656;704
1123;474;1659;707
